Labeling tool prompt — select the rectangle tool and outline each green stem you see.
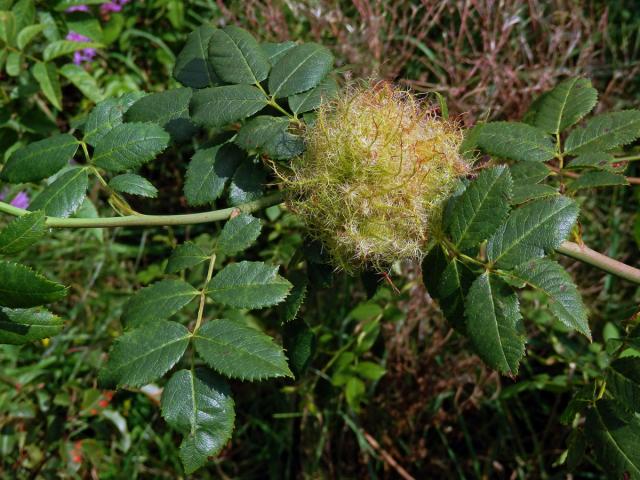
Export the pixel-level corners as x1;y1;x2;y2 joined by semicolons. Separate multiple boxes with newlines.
556;241;640;284
194;253;217;334
617;154;640;162
0;193;284;228
2;193;639;285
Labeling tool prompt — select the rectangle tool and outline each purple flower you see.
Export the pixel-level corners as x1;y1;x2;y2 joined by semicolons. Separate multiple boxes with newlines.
0;189;30;209
66;31;97;65
10;191;29;209
66;5;90;13
100;0;129;14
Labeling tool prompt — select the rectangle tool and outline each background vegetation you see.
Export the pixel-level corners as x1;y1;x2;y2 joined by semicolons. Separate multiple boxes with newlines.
1;1;639;478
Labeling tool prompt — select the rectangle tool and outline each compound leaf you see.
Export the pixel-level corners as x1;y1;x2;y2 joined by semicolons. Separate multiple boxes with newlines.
93;122;170;172
0;210;46;255
29;167;88;217
121;279;199;329
487;196;579;269
161;368;235;474
268;43;334;98
0;261;67;308
184;144;244;206
512;258;590;338
100;320;190;388
465;272;525;374
217;213;262;255
565;110;640;155
109;173;158;198
208;26;270;85
533;77;598;134
447;165;512;249
191;85;268;128
193;319;293;380
0;307;63;344
0;134;78;183
207;261;292;309
476;122;556;162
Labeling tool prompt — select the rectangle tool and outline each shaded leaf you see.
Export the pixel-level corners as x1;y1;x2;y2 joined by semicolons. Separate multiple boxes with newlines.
109;173;158;198
511;184;558;205
161;368;235;474
93;122;170;172
193;319;293;380
268;43;334;98
17;23;44;49
447;166;512;249
121;279;199;329
565;110;640;155
565;152;623;172
512;258;590;337
509;162;551;185
567;171;628;192
29;167;88;217
125;88;197;143
465;272;525;374
217;213;262;255
0;261;67;308
0;307;63;344
0;211;46;255
283;319;316;377
533;77;598;134
607;358;640;412
227;159;266;206
83;93;145;146
207;261;292;309
32;62;61;109
487;196;579;269
166;242;209;274
586;400;640;479
59;63;104;103
184;144;244;206
288;75;338;114
43;39;101;61
0;134;78;183
174;25;220;88
208;26;270;84
190;85;268;128
476;122;556;162
100;320;190;388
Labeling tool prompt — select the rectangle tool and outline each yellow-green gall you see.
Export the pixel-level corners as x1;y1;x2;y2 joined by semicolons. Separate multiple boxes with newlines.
282;82;470;273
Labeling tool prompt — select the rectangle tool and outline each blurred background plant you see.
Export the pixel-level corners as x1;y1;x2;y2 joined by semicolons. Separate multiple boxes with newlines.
1;0;639;478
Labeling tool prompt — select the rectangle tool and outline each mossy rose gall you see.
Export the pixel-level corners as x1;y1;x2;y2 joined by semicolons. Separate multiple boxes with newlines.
282;82;470;272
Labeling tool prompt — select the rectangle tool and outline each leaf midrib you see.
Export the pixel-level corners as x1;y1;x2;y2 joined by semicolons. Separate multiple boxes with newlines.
593;406;640;476
193;332;289;376
491;201;572;266
453;168;508;247
271;47;325;97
